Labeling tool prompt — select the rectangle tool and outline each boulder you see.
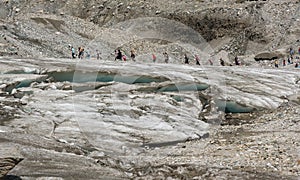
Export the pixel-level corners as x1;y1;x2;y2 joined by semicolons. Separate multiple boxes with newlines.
254;51;285;61
0;157;23;177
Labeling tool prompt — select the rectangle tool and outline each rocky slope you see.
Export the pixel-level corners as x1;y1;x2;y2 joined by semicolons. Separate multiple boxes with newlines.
0;0;299;62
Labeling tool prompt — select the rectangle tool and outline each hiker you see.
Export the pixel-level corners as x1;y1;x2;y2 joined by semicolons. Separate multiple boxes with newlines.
78;47;81;58
86;49;91;59
114;49;118;59
288;57;291;64
163;52;169;63
96;50;101;60
122;54;127;61
130;49;136;61
290;47;294;56
283;59;286;66
152;54;157;63
234;56;240;65
71;46;76;58
115;49;122;61
195;55;200;65
184;54;189;64
81;48;84;59
220;58;225;66
78;47;84;59
295;62;299;68
298;47;300;55
274;60;279;68
208;59;213;65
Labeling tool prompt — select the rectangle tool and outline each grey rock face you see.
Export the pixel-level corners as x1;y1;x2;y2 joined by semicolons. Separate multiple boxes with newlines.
0;0;299;60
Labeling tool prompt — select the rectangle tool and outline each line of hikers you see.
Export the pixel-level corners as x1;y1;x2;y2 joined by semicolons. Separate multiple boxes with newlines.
114;49;160;63
69;46;234;66
273;47;300;68
69;45;300;68
114;49;215;65
70;46;91;59
274;56;300;68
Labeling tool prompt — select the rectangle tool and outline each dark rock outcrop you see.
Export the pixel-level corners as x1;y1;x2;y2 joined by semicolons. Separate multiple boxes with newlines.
0;157;23;177
254;51;285;61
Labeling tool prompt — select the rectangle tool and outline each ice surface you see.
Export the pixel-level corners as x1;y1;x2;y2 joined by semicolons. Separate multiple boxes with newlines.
0;57;299;155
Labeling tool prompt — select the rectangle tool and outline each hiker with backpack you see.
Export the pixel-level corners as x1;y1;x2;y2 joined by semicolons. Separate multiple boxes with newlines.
184;54;189;64
71;46;76;59
115;49;122;61
163;52;169;63
195;55;200;65
96;50;101;60
274;60;279;68
130;49;136;61
152;54;157;63
122;54;127;61
220;58;225;66
78;47;84;59
234;56;240;65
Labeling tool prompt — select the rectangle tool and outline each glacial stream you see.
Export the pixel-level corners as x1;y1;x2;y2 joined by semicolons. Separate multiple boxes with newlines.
3;69;255;114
